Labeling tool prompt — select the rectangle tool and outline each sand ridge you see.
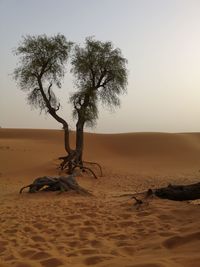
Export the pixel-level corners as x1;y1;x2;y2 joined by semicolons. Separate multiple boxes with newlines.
1;128;200;267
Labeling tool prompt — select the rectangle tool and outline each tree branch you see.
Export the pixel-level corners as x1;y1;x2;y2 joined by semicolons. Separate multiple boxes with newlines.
89;67;96;88
47;83;53;102
100;77;113;88
55;103;60;111
96;68;107;89
36;72;67;128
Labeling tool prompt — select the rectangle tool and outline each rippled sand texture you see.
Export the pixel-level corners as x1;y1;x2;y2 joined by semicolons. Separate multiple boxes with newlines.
1;129;200;267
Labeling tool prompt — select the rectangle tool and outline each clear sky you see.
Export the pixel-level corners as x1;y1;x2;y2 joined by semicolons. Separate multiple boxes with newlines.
1;0;200;133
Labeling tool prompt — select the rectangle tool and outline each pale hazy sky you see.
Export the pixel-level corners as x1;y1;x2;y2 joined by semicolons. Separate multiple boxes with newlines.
1;0;200;133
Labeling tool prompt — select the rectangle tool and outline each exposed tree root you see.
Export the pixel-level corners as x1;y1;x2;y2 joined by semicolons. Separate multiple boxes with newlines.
83;161;103;177
19;174;92;195
72;163;98;179
58;155;102;179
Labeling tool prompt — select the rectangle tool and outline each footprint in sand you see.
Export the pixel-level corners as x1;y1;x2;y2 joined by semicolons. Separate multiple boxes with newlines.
40;257;64;267
78;248;100;255
67;252;79;257
13;262;32;267
90;239;103;248
30;251;51;260
163;231;200;249
173;256;200;267
0;240;8;254
31;235;46;242
83;255;113;265
67;240;81;247
33;222;44;230
79;226;96;233
23;226;34;233
119;220;136;227
109;233;128;240
126;264;165;267
19;249;38;258
66;215;81;220
120;245;136;256
3;254;16;261
4;228;17;234
83;220;93;226
120;213;132;220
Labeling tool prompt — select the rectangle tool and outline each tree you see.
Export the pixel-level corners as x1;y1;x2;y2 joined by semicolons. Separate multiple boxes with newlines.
14;34;74;169
60;37;128;174
14;35;128;177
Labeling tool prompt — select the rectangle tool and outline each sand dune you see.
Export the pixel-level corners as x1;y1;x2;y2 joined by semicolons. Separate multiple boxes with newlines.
1;128;200;267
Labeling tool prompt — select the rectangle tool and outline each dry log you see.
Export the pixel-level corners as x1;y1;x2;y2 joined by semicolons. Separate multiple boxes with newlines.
19;174;91;195
152;182;200;201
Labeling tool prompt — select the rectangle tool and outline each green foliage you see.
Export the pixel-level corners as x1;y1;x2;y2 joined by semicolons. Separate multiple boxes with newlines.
70;37;128;126
14;34;128;129
14;34;72;111
70;90;98;127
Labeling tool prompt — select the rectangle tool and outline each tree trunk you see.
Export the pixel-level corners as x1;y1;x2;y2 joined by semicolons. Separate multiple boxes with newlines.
75;119;84;166
63;126;73;173
63;126;71;154
37;77;72;157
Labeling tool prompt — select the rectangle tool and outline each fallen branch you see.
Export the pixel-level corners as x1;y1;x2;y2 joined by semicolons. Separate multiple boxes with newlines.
19;174;92;195
151;182;200;201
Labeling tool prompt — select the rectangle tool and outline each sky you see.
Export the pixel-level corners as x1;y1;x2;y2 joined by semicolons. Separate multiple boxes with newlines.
1;0;200;133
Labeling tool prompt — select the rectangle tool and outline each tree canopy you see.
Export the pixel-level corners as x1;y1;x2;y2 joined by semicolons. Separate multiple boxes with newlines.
71;37;128;127
14;34;72;112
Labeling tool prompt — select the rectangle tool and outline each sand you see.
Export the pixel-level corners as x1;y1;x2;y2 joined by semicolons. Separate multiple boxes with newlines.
1;128;200;267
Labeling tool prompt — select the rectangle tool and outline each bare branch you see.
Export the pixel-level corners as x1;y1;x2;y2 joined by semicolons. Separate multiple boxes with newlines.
100;77;113;88
55;103;60;111
89;67;96;88
47;83;53;102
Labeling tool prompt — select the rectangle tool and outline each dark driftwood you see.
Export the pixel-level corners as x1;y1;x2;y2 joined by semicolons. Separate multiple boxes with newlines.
150;182;200;201
117;182;200;206
19;175;91;195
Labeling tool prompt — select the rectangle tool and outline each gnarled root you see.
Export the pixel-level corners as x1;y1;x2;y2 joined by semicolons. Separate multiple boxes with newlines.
19;174;92;195
83;161;103;177
58;155;102;179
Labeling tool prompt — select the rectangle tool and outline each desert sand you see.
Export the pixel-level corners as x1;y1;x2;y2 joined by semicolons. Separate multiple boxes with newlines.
1;128;200;267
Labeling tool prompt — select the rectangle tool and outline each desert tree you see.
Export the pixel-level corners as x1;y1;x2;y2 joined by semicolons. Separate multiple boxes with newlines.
14;35;128;177
60;37;128;173
13;34;75;165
